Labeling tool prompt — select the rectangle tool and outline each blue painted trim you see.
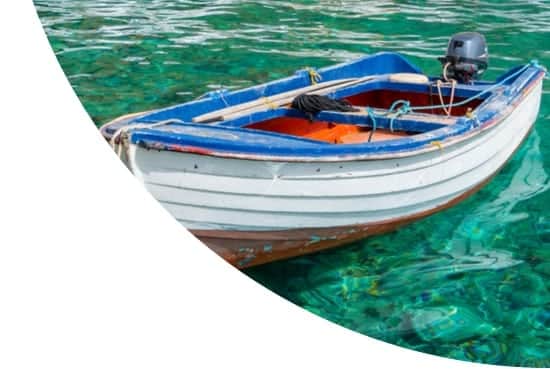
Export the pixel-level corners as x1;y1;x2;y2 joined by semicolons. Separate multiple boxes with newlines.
102;52;545;159
132;122;471;157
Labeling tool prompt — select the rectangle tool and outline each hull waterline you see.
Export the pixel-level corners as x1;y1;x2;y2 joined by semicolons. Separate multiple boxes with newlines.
127;79;542;268
100;53;545;268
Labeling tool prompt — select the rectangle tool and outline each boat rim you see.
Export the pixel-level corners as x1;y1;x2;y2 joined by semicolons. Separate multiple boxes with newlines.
101;66;545;163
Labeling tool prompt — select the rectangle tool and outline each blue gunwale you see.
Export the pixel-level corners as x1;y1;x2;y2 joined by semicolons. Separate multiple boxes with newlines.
101;53;546;161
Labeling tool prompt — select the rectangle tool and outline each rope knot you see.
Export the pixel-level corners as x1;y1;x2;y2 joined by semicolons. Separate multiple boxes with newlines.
388;99;411;115
386;100;411;132
305;67;322;85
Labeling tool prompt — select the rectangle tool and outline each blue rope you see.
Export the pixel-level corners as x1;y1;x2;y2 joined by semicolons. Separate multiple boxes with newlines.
388;99;411;113
387;100;411;131
366;107;377;142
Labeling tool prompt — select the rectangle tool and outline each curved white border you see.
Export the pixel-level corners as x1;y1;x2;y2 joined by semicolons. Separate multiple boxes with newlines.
0;1;508;368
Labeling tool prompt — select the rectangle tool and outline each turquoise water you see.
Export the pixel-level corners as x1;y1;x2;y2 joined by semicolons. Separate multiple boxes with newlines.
34;1;550;366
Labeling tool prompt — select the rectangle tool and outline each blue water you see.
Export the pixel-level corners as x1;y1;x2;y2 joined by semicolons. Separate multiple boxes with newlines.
34;0;550;366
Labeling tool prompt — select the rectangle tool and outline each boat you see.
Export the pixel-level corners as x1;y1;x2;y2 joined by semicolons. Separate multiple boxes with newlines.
100;33;545;268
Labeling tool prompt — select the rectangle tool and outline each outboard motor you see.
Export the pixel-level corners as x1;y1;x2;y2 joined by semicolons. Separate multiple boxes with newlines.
439;32;488;83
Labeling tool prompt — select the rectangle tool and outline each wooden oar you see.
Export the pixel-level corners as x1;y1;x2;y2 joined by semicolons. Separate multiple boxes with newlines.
217;75;378;122
192;76;375;123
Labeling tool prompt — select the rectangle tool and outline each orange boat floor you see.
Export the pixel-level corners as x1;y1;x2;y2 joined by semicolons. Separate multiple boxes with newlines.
247;117;410;144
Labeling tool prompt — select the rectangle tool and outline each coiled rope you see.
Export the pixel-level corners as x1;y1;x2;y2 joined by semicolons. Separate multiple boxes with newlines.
291;94;359;121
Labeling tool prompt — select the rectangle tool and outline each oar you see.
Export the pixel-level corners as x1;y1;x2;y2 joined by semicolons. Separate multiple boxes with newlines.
192;76;374;123
216;75;378;122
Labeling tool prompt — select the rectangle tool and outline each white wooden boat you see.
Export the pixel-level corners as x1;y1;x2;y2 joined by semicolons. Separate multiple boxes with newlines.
101;50;545;268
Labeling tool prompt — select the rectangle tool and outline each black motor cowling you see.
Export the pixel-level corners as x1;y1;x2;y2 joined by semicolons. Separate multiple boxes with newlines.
439;32;488;83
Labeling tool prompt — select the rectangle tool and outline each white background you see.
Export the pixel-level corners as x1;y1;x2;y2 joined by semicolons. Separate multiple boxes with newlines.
0;1;507;368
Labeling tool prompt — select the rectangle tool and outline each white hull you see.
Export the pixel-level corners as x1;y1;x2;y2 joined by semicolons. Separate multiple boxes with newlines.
128;81;542;233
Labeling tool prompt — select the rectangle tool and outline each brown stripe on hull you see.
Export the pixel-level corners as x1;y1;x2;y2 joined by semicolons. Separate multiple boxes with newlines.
190;90;544;268
191;171;494;268
191;122;537;269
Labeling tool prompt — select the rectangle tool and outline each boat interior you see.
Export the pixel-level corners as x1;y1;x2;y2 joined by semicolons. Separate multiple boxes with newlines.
243;82;487;145
104;52;534;155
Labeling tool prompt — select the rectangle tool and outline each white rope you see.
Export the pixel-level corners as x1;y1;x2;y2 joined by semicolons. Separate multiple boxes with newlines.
110;119;184;159
436;78;457;116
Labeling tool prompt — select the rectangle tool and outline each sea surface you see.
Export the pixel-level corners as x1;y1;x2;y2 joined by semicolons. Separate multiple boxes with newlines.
34;1;550;366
